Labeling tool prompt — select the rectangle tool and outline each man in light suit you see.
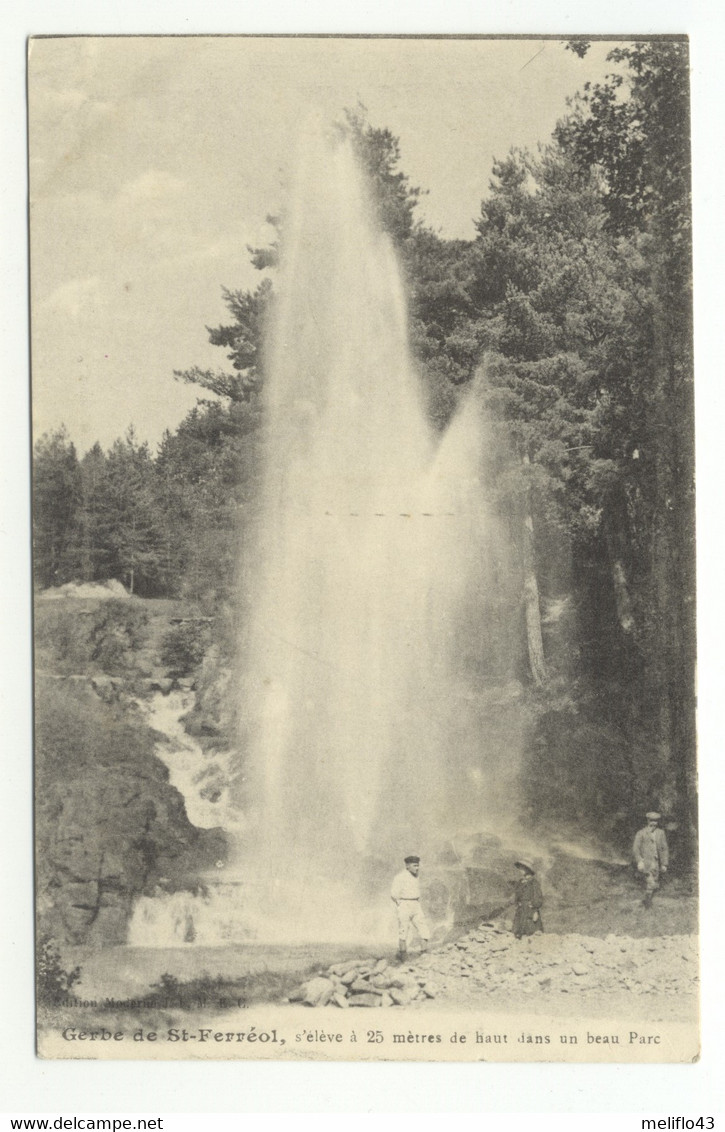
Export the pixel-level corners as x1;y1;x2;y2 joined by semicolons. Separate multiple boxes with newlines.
633;811;669;908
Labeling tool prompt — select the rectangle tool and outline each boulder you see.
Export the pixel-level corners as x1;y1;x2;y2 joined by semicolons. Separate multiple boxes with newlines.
348;993;381;1007
370;974;393;989
90;676;121;703
350;979;382;995
302;977;336;1007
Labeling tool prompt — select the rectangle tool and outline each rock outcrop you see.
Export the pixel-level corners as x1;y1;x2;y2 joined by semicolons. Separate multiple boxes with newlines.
36;676;225;946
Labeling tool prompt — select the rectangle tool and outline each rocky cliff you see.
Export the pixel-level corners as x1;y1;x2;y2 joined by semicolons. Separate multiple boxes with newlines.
35;590;228;946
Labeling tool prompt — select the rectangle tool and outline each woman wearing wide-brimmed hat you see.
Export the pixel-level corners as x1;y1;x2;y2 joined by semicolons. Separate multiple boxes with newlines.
512;859;544;939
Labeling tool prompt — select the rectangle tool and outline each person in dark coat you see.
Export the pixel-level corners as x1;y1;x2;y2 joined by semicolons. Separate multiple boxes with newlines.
512;859;543;939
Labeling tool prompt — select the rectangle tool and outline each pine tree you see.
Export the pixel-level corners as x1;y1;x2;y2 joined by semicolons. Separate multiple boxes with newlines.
33;427;81;589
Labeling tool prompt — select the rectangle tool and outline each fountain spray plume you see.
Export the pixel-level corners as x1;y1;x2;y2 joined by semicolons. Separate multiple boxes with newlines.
233;123;523;941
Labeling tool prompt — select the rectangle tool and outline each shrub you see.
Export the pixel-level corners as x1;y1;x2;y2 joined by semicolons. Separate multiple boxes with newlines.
34;608;92;673
37;936;82;1006
88;600;149;671
160;622;207;677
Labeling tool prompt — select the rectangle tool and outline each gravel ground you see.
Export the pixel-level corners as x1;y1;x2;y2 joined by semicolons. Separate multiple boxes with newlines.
291;921;698;1021
404;923;698;1019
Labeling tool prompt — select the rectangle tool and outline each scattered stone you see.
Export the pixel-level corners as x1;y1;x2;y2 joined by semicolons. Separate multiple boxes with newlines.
350;978;382;994
302;977;336;1007
370;974;392;989
348;993;381;1008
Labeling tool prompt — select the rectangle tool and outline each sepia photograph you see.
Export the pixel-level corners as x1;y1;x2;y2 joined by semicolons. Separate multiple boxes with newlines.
29;34;697;1063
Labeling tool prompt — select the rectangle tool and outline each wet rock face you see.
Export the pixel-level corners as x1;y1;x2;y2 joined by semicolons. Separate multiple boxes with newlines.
286;923;698;1008
36;678;225;946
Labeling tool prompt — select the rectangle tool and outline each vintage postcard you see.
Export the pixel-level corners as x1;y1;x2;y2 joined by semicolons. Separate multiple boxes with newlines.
30;34;697;1062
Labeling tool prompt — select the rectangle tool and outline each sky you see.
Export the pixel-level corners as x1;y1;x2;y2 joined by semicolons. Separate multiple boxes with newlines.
29;35;621;453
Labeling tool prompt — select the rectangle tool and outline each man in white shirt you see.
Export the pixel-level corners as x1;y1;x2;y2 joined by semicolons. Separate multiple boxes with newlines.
390;854;430;962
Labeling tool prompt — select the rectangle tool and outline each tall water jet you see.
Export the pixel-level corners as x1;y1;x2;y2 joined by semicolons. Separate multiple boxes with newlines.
236;126;520;940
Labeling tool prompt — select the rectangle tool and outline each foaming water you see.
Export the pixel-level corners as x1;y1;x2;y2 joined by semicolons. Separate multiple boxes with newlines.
138;691;241;832
127;691;244;947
